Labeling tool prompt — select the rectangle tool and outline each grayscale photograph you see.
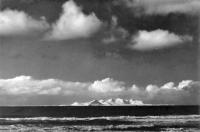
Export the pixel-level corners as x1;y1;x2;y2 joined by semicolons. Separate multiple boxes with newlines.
0;0;199;131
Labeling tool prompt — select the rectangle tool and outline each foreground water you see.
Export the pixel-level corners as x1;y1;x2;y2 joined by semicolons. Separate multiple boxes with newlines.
0;115;199;132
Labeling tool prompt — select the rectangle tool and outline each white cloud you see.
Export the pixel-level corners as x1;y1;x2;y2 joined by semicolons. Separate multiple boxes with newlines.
0;0;102;40
0;75;198;105
161;82;175;90
129;29;191;51
146;84;159;93
0;9;49;36
123;0;200;15
178;80;193;89
0;75;89;95
144;80;199;104
89;78;125;93
47;0;102;40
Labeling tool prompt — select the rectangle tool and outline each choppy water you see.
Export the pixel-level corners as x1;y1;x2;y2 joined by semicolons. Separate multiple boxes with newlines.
0;115;199;131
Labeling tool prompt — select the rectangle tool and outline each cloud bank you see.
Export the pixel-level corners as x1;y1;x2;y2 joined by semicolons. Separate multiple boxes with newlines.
129;29;191;51
0;9;49;36
47;0;102;40
0;75;199;105
0;76;89;95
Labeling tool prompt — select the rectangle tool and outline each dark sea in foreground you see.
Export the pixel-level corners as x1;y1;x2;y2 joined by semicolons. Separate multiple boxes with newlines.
0;106;199;132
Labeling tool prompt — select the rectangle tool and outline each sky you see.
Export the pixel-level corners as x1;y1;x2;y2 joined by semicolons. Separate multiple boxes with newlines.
0;0;199;105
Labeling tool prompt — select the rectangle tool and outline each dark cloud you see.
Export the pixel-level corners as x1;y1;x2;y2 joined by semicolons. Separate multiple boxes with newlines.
119;0;200;15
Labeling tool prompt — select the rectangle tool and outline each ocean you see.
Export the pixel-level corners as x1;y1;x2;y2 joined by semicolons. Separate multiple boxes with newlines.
0;106;199;132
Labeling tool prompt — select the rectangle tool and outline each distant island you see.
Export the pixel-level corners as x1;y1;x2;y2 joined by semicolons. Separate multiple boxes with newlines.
71;98;147;106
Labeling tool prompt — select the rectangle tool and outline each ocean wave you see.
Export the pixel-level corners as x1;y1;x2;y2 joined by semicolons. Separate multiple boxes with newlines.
1;114;200;121
0;124;199;132
0;115;199;131
0;115;199;124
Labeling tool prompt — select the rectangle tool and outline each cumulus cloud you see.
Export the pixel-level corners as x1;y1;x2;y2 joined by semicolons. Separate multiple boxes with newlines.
0;9;49;36
122;0;200;15
129;29;192;51
88;79;199;105
47;0;102;40
145;80;200;104
89;78;125;93
0;75;89;95
0;75;198;105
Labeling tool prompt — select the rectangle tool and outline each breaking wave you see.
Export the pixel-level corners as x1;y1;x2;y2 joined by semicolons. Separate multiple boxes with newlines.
0;115;199;131
1;114;200;121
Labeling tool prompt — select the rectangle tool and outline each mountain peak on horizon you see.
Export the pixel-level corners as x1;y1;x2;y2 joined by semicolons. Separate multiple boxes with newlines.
71;98;145;106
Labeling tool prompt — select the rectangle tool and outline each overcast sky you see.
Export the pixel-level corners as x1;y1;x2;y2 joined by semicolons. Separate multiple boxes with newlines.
0;0;199;105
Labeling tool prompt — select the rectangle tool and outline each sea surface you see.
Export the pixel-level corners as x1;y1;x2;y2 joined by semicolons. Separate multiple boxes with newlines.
0;106;199;132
